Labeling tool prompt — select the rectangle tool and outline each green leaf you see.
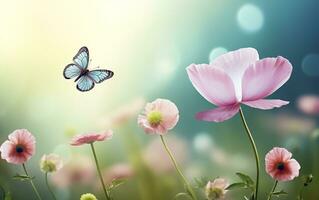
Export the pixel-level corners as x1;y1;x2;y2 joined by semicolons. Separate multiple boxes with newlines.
193;177;209;188
184;184;193;198
244;196;249;200
12;174;34;181
174;192;191;200
226;182;247;190
4;192;12;200
236;173;254;187
109;179;126;190
272;190;288;196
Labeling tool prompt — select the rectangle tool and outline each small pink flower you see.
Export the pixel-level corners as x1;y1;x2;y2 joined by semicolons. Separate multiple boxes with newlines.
101;163;134;184
265;147;301;181
0;129;36;164
70;130;113;146
297;95;319;115
187;48;292;122
138;98;179;135
205;178;229;200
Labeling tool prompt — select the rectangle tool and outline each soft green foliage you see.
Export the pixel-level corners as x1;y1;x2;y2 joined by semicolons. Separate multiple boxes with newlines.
12;174;34;181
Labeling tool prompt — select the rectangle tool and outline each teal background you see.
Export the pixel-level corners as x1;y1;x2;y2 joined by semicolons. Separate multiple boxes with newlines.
0;0;318;199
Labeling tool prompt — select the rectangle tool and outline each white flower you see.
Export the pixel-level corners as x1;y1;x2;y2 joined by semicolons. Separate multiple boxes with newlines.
40;154;63;173
205;178;229;200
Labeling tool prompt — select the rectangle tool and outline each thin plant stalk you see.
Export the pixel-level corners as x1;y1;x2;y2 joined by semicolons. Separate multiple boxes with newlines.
267;180;278;200
90;143;111;200
22;163;42;200
0;183;5;199
160;135;198;200
45;172;57;200
239;108;260;200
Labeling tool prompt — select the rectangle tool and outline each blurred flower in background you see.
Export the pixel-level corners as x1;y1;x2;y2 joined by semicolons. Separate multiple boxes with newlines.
205;178;229;200
143;136;188;173
297;95;319;115
51;155;95;188
100;97;146;128
271;114;316;135
40;153;63;173
101;163;135;184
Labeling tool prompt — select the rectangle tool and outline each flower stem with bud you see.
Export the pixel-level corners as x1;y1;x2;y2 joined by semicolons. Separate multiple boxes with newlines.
266;180;278;200
90;143;111;200
22;164;42;200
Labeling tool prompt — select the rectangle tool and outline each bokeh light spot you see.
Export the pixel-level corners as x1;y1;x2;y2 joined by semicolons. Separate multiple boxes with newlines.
237;4;264;33
209;47;228;63
193;133;213;153
302;54;319;76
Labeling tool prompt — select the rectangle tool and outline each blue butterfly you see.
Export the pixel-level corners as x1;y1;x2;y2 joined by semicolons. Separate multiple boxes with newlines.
63;46;114;92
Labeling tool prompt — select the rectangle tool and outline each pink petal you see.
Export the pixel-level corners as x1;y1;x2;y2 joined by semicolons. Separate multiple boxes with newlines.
242;99;289;110
212;48;259;100
196;104;240;122
187;64;237;106
287;159;301;179
242;56;292;101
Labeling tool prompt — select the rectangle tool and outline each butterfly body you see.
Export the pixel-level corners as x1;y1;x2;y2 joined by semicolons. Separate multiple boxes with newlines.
74;69;89;82
63;46;114;92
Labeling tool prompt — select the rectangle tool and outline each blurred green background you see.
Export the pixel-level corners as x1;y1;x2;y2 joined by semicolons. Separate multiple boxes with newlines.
0;0;318;199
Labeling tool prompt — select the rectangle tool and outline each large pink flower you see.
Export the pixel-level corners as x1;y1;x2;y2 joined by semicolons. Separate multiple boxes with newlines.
187;48;292;122
70;130;113;146
138;99;179;135
0;129;36;164
265;147;300;181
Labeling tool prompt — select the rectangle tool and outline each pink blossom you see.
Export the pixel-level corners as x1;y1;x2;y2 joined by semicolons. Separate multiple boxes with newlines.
51;155;95;187
143;136;188;173
297;95;319;115
205;178;229;200
101;163;134;185
101;97;146;127
138;99;179;135
70;130;113;146
187;48;292;122
0;129;36;164
265;147;300;181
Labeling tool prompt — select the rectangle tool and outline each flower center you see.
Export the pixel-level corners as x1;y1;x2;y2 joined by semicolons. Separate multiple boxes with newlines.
276;162;285;171
15;145;24;153
206;187;223;199
147;111;163;126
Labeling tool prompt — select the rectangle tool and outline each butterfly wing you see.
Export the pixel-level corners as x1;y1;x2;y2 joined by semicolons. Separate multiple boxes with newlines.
73;46;89;69
76;75;95;92
63;64;82;79
88;69;114;83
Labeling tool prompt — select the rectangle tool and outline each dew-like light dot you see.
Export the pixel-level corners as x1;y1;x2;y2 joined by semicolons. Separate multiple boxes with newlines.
237;4;264;33
209;47;228;63
302;54;319;76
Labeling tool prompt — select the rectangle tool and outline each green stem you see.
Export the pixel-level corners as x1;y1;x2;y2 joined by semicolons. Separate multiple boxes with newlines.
239;108;260;200
22;164;42;200
0;184;5;199
160;135;197;200
90;143;111;200
45;172;57;200
267;180;278;200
